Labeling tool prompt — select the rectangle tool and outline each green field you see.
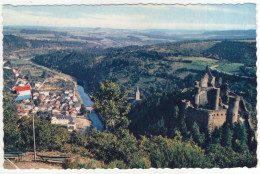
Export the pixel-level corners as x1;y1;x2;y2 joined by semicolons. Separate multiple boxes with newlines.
217;63;245;75
167;57;218;73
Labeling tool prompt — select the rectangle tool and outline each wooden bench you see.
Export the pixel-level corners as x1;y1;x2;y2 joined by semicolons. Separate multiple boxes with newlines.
4;152;25;161
37;154;70;163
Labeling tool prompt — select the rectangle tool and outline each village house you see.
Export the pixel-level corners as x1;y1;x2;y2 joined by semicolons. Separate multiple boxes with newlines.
24;103;32;111
17;104;25;112
51;114;77;132
51;114;72;125
39;91;49;96
13;69;19;77
19;111;28;118
75;103;81;112
34;82;43;88
67;121;77;132
73;96;78;102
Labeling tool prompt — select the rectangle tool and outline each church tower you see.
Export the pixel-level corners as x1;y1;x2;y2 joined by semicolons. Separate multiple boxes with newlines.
135;86;141;100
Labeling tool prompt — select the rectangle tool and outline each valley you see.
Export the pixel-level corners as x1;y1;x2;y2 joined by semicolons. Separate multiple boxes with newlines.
3;26;257;169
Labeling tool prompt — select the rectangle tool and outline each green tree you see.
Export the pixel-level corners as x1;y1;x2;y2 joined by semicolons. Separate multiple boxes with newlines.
70;130;83;146
92;81;131;129
211;127;222;144
221;123;233;147
179;115;189;138
205;143;256;168
172;105;179;120
17;117;34;150
35;119;52;150
80;104;87;115
50;126;70;151
232;121;248;153
25;71;32;81
3;101;23;151
191;122;205;147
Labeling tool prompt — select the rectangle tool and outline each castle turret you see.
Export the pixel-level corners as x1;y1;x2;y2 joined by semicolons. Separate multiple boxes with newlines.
227;96;240;124
220;83;229;104
194;81;200;108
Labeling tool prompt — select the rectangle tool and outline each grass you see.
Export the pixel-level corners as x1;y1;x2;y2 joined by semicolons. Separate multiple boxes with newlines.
167;57;218;72
9;58;76;93
41;78;75;93
217;63;244;75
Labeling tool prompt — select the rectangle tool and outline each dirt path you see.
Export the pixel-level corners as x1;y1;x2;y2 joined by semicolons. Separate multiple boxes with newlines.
4;152;64;169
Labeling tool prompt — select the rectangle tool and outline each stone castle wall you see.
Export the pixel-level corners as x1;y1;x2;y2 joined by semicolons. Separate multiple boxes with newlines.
199;90;208;107
208;109;227;131
186;107;228;132
186;107;210;130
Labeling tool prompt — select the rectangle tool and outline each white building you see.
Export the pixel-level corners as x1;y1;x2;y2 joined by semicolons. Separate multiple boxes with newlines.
51;114;72;125
39;91;49;96
35;82;43;88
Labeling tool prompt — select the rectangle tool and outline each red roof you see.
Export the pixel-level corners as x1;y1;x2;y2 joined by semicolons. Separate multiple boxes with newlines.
14;86;31;92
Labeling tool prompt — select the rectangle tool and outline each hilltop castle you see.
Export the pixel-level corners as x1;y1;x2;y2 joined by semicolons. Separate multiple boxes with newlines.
182;66;250;132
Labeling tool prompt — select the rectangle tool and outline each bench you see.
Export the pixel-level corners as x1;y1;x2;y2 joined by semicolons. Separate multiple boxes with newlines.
4;152;25;161
37;155;70;163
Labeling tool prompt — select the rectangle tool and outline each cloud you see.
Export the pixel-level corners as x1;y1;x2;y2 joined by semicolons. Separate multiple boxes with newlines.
141;22;256;30
173;5;249;15
83;13;147;21
137;5;169;10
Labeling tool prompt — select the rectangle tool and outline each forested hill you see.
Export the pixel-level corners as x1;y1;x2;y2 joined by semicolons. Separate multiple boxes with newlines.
205;41;256;66
3;35;90;56
33;40;256;98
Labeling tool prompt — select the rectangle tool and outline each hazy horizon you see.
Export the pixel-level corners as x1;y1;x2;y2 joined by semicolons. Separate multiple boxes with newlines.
3;25;257;32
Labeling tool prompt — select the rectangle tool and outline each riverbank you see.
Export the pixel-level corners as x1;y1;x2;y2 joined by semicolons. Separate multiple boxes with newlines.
77;85;103;131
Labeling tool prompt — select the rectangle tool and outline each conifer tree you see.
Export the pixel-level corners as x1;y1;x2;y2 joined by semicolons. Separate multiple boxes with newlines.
211;127;222;144
191;122;205;146
232;121;248;152
221;122;232;147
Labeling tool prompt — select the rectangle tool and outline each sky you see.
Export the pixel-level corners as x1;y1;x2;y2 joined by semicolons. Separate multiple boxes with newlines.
2;4;256;30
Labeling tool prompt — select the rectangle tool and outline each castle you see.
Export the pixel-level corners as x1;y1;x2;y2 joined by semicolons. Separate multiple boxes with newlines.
182;66;250;132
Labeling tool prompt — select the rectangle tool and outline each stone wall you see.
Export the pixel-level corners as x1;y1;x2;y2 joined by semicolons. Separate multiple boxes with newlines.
199;90;208;107
207;88;220;110
208;109;227;131
186;107;210;130
186;106;228;132
200;74;209;88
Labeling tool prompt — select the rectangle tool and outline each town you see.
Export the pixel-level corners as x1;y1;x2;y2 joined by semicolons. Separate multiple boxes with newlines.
8;66;91;133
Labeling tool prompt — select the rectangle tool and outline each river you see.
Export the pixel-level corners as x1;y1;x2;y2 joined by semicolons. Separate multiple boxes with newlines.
77;85;103;131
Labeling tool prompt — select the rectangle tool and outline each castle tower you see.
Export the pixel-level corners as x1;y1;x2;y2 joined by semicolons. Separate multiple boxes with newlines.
200;73;209;88
212;88;220;110
220;83;229;104
227;96;240;124
135;86;141;100
194;81;200;108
